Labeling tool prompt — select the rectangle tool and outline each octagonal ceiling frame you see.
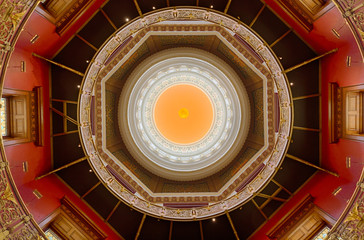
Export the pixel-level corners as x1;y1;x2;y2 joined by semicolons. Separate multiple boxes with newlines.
96;23;275;201
77;7;293;220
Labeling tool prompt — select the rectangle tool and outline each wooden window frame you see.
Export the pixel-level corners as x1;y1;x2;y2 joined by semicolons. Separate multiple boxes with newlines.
2;87;44;146
342;84;364;142
39;197;107;240
267;195;336;240
2;88;33;146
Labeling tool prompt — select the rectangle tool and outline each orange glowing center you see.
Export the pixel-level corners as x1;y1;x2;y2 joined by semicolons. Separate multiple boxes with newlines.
154;84;214;144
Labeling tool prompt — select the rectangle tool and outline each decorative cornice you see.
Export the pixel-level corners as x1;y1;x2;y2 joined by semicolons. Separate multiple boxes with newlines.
79;7;293;220
333;0;364;62
328;168;364;240
61;197;107;239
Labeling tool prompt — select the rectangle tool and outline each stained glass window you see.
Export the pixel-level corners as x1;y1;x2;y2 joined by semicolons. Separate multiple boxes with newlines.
313;226;330;240
0;98;7;136
45;229;62;240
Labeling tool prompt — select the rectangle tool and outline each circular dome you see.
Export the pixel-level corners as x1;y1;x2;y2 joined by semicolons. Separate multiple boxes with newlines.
119;48;250;181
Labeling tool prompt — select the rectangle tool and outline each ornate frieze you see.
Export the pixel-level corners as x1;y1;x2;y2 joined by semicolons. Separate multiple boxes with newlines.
79;8;293;220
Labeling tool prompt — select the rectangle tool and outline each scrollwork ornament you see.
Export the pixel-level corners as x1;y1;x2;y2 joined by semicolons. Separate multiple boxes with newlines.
353;12;364;24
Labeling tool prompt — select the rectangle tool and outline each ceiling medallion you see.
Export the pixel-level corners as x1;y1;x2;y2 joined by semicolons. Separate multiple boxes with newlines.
121;52;248;181
79;8;292;220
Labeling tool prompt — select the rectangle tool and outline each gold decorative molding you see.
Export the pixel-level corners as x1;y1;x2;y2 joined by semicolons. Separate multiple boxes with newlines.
328;169;364;239
0;0;46;238
332;0;364;62
328;82;342;143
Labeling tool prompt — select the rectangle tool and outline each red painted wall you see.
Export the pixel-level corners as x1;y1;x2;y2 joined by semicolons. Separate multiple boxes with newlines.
5;3;121;239
250;4;364;240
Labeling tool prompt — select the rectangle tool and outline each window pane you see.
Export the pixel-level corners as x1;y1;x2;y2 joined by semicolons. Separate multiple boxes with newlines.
312;226;330;240
0;98;7;136
45;229;62;240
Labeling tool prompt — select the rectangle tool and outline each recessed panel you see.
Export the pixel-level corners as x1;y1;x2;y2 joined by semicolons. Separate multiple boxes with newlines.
102;0;139;28
52;132;84;168
202;215;236;240
172;221;201;240
83;184;119;219
57;161;99;197
273;157;317;193
230;201;267;239
287;61;319;98
54;37;95;73
228;0;264;25
288;129;320;165
252;8;290;44
272;32;316;69
78;11;115;49
294;97;320;129
108;203;143;240
51;65;82;101
199;0;226;12
139;217;170;240
137;0;166;14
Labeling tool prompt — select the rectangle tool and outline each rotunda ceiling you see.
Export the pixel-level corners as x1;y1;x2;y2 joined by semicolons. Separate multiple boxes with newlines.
79;8;292;220
119;48;249;181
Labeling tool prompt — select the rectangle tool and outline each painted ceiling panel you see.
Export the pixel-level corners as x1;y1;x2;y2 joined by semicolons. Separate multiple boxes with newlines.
53;37;95;73
171;0;196;7
254;196;267;206
198;0;227;12
229;201;267;239
202;215;237;240
262;199;284;218
172;221;201;240
78;11;115;49
294;97;320;129
276;189;291;200
252;7;290;45
83;184;120;219
108;203;144;240
57;160;99;197
139;217;171;240
51;65;82;101
260;181;280;196
288;129;320;165
227;0;264;25
274;157;317;193
52;133;84;168
287;61;320;98
102;0;140;28
51;111;64;134
137;0;167;14
272;31;316;69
